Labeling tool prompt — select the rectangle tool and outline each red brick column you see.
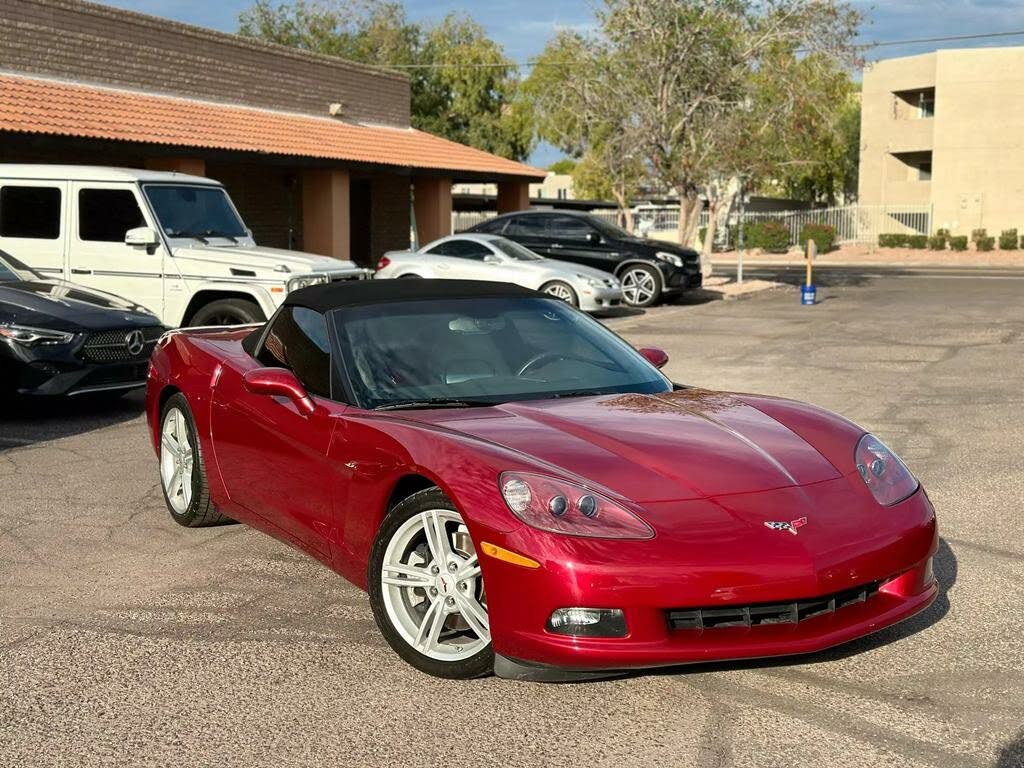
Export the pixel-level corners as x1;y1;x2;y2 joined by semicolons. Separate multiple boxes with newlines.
413;177;452;246
497;180;530;214
302;169;350;260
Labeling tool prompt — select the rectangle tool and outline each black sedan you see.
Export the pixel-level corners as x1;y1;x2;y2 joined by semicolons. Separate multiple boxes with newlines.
464;210;702;307
0;250;164;397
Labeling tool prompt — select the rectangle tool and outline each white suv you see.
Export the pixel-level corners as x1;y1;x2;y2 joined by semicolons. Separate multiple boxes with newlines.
0;165;370;326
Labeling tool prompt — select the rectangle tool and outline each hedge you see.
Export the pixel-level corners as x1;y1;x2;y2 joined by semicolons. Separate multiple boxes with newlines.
730;220;790;252
977;236;995;251
907;235;928;249
971;228;988;243
949;235;968;251
999;229;1018;250
799;223;836;252
878;233;908;248
927;235;946;250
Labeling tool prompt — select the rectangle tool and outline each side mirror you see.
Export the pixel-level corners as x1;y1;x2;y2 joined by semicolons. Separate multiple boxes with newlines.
483;254;502;264
639;347;669;369
586;231;601;245
242;367;316;416
125;227;160;249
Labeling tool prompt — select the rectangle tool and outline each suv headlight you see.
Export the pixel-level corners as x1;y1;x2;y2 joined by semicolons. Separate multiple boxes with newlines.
287;274;331;292
655;251;684;268
0;324;75;347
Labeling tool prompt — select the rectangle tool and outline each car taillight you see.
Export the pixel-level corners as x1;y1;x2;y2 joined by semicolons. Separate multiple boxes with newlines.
376;256;391;271
499;472;654;539
855;433;919;506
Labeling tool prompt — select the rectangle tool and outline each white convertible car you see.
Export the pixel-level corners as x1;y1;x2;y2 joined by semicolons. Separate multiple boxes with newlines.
375;234;623;312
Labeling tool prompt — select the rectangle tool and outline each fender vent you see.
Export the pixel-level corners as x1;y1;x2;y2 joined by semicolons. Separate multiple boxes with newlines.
666;581;881;631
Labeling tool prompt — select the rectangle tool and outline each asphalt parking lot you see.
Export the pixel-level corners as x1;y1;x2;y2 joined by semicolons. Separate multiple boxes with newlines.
2;270;1023;768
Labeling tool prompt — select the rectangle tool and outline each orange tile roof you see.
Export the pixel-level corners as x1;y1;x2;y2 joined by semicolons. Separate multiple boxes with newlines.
0;74;545;180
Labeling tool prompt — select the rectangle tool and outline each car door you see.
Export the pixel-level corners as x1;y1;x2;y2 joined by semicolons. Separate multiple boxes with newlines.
503;214;555;257
210;306;340;558
69;182;166;319
0;181;69;279
547;215;619;273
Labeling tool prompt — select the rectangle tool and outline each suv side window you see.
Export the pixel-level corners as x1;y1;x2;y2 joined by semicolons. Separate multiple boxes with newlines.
257;306;332;398
79;189;146;242
549;216;594;241
0;186;61;239
505;215;550;238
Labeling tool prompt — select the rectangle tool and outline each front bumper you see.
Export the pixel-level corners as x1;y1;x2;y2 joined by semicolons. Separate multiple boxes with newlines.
578;285;623;312
663;266;703;292
477;483;938;676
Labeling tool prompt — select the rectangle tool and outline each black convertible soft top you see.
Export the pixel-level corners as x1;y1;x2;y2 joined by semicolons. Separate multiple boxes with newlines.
284;279;544;313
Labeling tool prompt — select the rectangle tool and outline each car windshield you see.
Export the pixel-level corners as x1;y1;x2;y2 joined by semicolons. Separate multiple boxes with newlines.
334;297;671;410
587;215;634;240
490;238;544;261
143;184;248;239
0;249;44;282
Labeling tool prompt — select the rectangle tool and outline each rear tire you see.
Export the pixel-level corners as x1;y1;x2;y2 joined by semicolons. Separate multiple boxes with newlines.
159;393;232;528
188;298;264;327
368;488;493;679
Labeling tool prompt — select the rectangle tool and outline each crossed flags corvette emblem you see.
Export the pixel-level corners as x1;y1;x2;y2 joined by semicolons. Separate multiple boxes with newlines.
764;517;809;535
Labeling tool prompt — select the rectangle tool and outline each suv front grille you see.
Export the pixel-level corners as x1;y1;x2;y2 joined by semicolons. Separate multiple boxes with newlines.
79;326;163;363
666;581;881;631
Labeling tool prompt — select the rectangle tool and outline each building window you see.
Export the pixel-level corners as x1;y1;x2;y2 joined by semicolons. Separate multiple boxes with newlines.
893;87;935;120
919;90;935;118
891;151;933;182
918;161;932;181
0;186;62;239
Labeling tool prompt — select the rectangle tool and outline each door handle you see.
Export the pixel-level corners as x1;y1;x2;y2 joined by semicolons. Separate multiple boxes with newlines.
71;268;92;275
549;243;564;249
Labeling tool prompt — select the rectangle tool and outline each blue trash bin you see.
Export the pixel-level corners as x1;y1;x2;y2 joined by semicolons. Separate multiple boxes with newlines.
801;283;817;306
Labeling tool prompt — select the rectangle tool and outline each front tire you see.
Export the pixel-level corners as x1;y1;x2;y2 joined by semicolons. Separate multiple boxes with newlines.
368;488;493;679
540;280;579;307
188;298;264;327
159;394;232;527
619;264;662;307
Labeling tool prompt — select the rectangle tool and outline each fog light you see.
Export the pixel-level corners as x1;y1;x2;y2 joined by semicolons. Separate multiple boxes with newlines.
546;607;627;637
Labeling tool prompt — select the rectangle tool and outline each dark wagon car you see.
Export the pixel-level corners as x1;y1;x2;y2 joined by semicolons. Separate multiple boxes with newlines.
464;210;702;307
0;249;163;396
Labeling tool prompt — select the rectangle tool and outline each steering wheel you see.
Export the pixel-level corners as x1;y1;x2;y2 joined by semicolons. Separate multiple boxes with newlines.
516;351;619;377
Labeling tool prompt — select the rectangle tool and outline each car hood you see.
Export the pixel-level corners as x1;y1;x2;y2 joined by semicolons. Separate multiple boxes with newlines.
404;389;841;502
171;243;364;275
0;279;160;331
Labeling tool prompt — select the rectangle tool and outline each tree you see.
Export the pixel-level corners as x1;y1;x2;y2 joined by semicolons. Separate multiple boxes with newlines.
547;159;577;175
239;0;534;160
531;0;862;248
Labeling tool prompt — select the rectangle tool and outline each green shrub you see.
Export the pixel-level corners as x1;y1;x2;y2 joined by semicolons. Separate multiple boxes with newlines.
907;235;928;249
927;235;946;250
878;233;909;248
949;235;968;251
999;229;1018;249
971;228;988;243
799;223;836;252
977;236;995;251
935;228;950;243
731;220;790;252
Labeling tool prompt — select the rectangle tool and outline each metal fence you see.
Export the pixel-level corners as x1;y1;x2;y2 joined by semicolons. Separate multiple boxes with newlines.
451;204;933;247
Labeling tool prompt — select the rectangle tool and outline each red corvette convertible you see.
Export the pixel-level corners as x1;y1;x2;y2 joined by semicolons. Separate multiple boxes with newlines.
146;280;937;680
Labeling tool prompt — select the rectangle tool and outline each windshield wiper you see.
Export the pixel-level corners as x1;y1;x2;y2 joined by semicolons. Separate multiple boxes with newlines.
177;230;238;244
374;398;493;411
550;389;612;399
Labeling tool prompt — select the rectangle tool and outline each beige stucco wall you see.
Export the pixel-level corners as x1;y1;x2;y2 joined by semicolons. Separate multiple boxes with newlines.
860;46;1024;236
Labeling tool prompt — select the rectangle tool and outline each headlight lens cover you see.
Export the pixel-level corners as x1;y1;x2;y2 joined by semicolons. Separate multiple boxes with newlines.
577;274;606;288
855;433;919;506
0;324;75;347
287;273;331;292
500;472;654;539
655;251;683;268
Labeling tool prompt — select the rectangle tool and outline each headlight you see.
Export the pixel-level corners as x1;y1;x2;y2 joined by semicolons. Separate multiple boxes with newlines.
577;274;606;288
655;251;684;268
287;274;331;292
499;472;654;539
0;324;75;347
855;433;919;506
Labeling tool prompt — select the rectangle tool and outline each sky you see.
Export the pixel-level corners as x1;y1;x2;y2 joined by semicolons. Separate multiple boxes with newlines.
97;0;1024;165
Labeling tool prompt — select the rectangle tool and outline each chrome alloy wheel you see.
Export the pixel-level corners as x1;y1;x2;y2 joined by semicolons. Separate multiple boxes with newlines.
380;509;489;661
621;267;658;306
160;406;194;514
543;283;575;303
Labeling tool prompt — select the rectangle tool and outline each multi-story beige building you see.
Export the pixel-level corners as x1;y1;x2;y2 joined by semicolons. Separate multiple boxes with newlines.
859;46;1024;236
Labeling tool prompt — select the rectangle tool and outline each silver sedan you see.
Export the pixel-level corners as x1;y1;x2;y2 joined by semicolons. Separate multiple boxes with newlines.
374;234;623;311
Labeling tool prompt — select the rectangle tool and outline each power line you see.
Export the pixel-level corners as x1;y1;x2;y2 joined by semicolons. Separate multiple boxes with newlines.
367;28;1024;70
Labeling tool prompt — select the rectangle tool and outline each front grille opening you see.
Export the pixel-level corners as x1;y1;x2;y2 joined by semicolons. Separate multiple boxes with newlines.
666;581;881;631
79;326;163;363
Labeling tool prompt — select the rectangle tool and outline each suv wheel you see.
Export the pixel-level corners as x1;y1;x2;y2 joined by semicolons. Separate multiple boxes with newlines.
189;298;264;327
619;264;662;307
